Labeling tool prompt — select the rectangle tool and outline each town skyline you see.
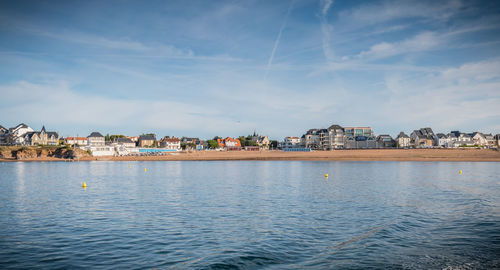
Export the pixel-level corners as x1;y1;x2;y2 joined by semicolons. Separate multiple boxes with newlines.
1;0;500;138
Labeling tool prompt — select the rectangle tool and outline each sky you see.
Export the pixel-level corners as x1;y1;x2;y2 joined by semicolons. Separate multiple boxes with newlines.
1;0;500;140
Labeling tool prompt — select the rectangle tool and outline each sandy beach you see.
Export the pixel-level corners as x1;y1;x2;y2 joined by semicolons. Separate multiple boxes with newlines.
2;148;500;162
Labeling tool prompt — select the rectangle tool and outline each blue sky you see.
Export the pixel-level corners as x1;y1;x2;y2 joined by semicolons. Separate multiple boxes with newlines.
1;0;499;139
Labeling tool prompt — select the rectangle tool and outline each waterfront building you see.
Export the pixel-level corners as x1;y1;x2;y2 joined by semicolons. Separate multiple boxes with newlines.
195;140;207;150
495;134;500;147
7;123;34;145
182;137;199;144
87;132;105;146
0;125;7;145
395;132;410;148
302;129;320;149
484;134;496;147
410;128;436;148
217;137;242;150
376;134;396;148
345;135;376;149
159;137;181;150
24;126;59;146
472;132;487;146
65;137;87;146
113;137;136;148
326;124;345;149
138;134;156;147
343;126;375;149
344;127;373;138
436;133;450;147
251;133;270;150
282;136;301;149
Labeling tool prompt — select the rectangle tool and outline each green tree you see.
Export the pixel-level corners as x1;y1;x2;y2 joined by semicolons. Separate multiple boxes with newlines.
238;136;247;146
207;140;219;149
270;140;278;149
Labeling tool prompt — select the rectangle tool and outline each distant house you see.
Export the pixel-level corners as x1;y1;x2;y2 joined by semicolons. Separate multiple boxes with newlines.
395;132;410;148
345;135;376;149
472;132;488;146
0;125;7;145
114;137;136;148
85;131;114;156
128;136;139;143
495;134;500;147
138;134;156;147
251;134;270;150
87;132;105;146
302;129;320;149
182;137;199;144
7;123;34;145
436;133;450;147
410;128;436;148
195;140;207;150
159;137;181;150
343;126;375;149
326;124;345;149
484;134;496;147
217;137;241;150
24;126;59;146
65;137;88;146
376;134;396;148
282;136;301;149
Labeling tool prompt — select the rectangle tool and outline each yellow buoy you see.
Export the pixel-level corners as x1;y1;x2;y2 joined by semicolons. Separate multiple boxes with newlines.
144;168;147;172
459;170;462;174
82;182;87;188
129;164;131;168
325;173;328;178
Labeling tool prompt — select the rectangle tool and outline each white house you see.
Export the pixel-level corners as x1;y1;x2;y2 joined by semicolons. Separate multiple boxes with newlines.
7;123;34;145
159;137;181;150
472;132;488;146
395;132;411;148
65;137;88;146
282;136;301;148
87;132;105;146
437;133;450;147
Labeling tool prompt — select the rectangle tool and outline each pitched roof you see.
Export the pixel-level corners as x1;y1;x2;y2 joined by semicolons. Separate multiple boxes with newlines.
328;124;343;130
66;137;87;140
115;137;134;143
163;137;180;143
396;132;409;138
139;134;155;141
88;132;104;138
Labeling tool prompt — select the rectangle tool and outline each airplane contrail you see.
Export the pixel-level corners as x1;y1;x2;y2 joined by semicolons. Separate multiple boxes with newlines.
265;0;295;80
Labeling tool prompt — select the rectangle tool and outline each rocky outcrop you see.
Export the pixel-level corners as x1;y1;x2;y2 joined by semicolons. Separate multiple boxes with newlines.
15;148;38;160
8;147;91;160
0;149;14;159
53;148;90;159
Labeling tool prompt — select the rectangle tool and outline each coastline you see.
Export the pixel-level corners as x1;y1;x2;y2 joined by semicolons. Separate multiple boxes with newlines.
1;149;500;162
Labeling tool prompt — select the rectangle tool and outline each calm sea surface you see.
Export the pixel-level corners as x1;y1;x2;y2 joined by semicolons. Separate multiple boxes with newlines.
0;161;499;269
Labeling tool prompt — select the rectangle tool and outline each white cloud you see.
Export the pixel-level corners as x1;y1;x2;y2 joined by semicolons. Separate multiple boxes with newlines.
381;59;500;133
0;81;243;137
339;0;463;25
357;31;441;59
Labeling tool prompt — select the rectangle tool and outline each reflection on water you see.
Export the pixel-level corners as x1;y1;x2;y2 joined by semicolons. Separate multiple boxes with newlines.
0;161;499;269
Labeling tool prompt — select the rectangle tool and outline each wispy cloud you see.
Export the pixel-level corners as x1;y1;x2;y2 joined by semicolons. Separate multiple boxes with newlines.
320;0;335;63
265;0;295;79
356;31;441;60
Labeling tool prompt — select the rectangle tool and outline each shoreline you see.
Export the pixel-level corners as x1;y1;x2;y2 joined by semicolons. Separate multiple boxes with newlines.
1;149;500;162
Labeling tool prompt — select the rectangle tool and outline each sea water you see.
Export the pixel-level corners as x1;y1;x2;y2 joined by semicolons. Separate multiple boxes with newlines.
0;161;499;269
